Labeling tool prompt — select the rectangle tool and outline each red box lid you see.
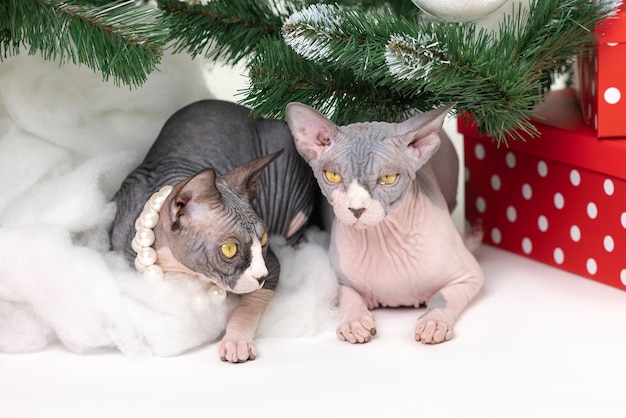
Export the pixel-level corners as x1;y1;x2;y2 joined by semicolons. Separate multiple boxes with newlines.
457;90;626;181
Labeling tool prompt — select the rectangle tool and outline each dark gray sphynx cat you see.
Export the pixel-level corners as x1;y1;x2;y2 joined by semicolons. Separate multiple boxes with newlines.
110;100;316;363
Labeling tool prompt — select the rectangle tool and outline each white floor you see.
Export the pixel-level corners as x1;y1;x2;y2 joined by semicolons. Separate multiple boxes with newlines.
3;57;626;418
3;244;626;418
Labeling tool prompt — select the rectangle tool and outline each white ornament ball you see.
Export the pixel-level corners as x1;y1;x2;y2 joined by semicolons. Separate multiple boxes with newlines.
411;0;508;22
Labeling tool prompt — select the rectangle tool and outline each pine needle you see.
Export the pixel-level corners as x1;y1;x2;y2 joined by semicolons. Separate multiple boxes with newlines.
1;0;167;88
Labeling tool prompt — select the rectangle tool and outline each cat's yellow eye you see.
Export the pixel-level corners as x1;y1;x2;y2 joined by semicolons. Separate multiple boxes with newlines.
261;232;269;246
220;242;238;259
324;170;342;184
379;173;398;185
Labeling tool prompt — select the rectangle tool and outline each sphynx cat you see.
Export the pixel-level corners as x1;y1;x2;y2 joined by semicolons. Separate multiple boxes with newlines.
285;103;484;344
111;100;316;362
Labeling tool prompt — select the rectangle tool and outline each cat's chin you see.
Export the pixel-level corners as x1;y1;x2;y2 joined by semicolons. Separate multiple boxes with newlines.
228;276;267;294
351;221;372;230
335;217;378;229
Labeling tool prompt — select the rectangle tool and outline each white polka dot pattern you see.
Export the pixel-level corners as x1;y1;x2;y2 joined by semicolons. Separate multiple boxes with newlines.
570;225;581;242
490;175;501;191
553;248;564;265
578;36;626;138
463;132;626;290
604;87;621;104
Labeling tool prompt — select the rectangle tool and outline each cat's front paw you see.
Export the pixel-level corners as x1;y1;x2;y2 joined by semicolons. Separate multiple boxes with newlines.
414;313;454;344
337;313;377;344
218;333;257;363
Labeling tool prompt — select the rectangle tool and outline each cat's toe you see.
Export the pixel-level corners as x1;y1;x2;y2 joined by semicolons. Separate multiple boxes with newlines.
415;318;453;344
337;318;376;344
219;337;257;363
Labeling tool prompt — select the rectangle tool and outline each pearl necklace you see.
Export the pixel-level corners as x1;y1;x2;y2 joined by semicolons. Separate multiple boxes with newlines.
132;185;173;280
130;185;227;302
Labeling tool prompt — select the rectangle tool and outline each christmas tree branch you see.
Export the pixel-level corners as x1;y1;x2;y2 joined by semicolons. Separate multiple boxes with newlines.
0;0;618;143
154;0;421;65
156;0;289;65
244;0;619;143
243;38;427;123
0;0;167;88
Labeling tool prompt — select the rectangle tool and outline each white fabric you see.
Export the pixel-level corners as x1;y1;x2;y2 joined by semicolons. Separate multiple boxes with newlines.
0;53;338;357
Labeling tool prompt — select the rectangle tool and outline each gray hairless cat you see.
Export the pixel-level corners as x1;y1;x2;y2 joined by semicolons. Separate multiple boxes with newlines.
110;100;316;362
285;102;484;345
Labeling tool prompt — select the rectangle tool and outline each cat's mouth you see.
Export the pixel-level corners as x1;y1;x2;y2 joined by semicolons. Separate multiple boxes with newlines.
197;275;265;295
335;209;385;229
228;277;266;294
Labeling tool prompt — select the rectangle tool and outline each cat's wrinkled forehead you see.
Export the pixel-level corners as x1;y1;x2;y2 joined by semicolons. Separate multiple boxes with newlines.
215;183;264;232
330;121;407;170
340;121;396;143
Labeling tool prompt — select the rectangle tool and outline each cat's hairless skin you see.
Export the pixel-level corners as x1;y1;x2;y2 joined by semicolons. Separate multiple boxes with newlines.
285;103;484;344
110;100;316;362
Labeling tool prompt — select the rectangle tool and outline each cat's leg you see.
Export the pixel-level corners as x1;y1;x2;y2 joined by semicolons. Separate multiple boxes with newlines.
414;274;483;344
218;288;273;362
336;285;377;343
218;248;280;362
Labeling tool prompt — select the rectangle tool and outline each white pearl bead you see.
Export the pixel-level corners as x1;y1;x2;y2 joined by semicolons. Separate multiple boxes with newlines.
149;193;166;211
134;228;155;247
159;185;173;195
208;284;226;302
131;185;173;276
143;264;164;280
137;246;157;267
139;208;159;229
134;256;146;272
131;237;142;253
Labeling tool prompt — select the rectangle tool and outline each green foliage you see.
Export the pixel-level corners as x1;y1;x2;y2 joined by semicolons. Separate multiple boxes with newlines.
242;0;617;143
0;0;167;88
0;0;619;142
156;0;287;64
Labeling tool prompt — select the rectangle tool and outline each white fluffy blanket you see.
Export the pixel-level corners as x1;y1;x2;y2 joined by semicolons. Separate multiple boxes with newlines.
0;53;338;357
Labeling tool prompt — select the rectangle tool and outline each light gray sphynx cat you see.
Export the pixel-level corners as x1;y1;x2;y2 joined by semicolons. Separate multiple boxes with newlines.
285;103;484;344
110;100;315;362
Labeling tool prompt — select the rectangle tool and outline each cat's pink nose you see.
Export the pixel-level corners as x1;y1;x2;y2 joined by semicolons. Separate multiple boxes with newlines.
350;208;365;218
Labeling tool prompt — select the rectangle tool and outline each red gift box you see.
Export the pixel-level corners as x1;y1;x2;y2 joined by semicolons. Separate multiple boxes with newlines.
578;4;626;138
460;90;626;290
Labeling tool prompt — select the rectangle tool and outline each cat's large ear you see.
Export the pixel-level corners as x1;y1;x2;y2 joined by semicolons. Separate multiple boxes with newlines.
169;168;221;224
221;150;283;202
285;102;337;163
394;103;455;162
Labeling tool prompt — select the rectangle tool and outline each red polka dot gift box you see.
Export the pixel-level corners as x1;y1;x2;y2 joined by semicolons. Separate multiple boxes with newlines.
577;4;626;138
459;95;626;291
